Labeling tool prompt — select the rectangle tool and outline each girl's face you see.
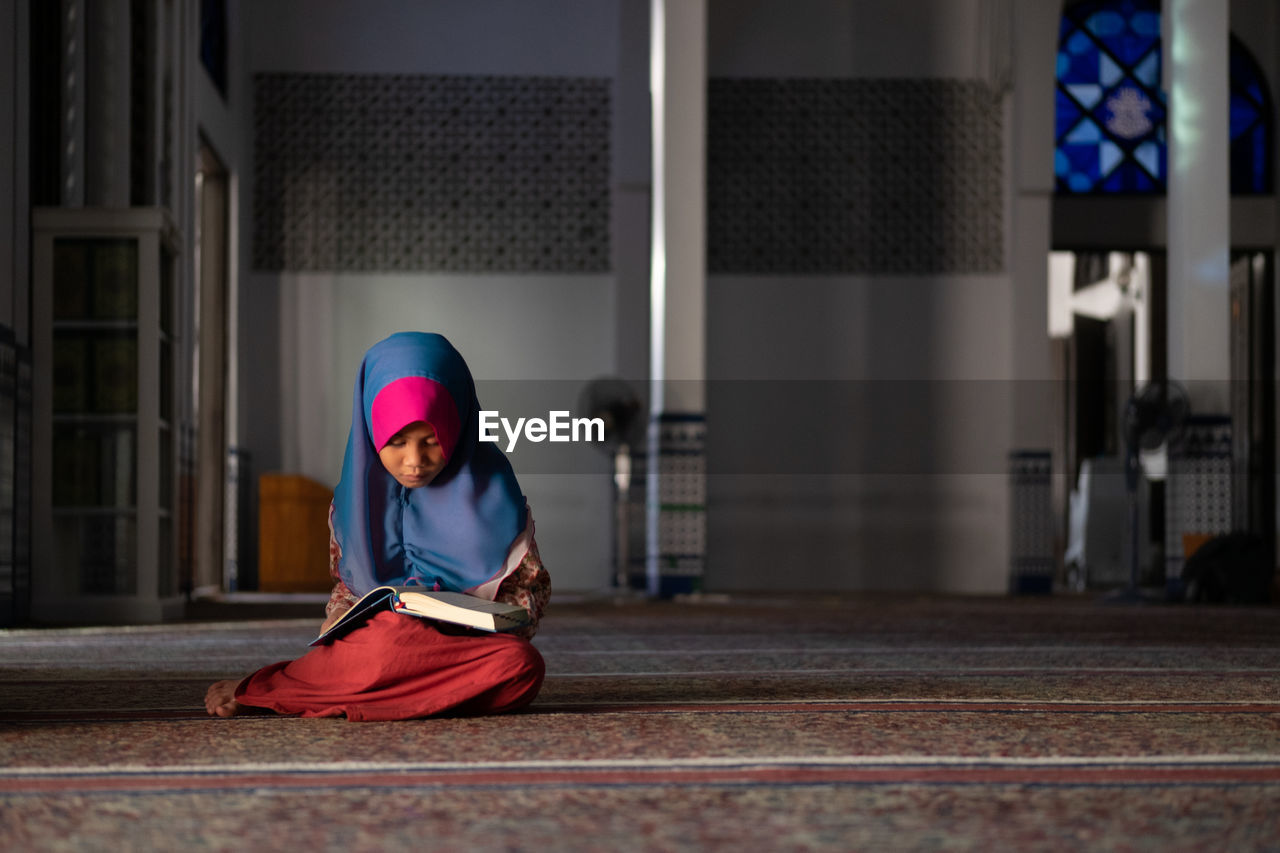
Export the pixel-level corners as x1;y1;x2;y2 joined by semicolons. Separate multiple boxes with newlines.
378;421;447;488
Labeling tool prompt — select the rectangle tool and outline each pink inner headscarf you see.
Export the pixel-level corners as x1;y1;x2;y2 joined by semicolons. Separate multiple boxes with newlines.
369;375;462;460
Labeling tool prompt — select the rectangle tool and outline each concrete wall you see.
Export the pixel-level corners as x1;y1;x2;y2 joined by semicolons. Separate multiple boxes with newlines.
216;0;1280;595
705;274;1015;593
708;0;986;79
699;0;1021;593
229;0;1025;594
234;0;622;591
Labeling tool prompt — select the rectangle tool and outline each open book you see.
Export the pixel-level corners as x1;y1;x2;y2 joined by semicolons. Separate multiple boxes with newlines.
310;586;530;646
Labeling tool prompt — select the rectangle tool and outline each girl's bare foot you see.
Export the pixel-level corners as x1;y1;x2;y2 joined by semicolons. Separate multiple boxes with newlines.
205;679;244;717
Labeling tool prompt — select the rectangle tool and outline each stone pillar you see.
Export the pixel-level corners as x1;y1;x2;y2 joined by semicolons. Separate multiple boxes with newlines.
1165;0;1229;411
1009;1;1061;585
1163;0;1231;588
646;0;706;597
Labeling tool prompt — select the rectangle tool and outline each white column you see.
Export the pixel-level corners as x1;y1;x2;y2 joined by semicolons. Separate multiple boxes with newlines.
1163;0;1231;589
1165;0;1229;412
646;0;706;596
649;0;706;413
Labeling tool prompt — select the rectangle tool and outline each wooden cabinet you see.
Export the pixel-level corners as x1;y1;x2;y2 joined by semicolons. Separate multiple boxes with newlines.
258;474;333;593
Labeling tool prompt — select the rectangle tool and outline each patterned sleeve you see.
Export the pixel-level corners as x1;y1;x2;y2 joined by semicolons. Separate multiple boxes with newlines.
493;537;551;639
325;504;358;622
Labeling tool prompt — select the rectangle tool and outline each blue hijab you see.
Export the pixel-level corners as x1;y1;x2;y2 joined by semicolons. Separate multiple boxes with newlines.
331;332;528;597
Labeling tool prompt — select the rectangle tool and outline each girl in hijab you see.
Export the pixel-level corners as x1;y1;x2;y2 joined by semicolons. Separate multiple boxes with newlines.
205;332;550;721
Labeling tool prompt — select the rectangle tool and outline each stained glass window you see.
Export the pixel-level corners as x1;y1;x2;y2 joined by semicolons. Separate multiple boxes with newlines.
1229;38;1273;195
1055;0;1273;195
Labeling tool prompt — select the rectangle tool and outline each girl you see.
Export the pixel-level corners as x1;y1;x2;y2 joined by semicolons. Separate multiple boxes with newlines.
205;332;550;721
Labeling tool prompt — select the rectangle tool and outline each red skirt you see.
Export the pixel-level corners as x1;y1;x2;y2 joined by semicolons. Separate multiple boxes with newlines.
235;610;545;721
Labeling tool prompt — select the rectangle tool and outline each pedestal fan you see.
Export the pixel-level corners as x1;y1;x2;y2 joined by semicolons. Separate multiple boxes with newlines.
1110;380;1190;603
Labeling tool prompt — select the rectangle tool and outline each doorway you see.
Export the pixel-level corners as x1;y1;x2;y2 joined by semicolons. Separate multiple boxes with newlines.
1229;252;1277;570
1052;248;1277;590
1052;250;1166;590
192;141;229;595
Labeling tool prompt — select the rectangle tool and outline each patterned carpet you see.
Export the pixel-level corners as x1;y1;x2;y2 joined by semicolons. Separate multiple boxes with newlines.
3;594;1280;851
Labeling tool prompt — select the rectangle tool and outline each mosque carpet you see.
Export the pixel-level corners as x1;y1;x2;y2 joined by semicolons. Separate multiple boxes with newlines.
2;594;1279;850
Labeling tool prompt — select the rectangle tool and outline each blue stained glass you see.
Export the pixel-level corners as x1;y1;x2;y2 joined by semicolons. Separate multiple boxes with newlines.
1130;11;1160;37
1056;90;1085;138
1056;2;1271;194
1063;144;1100;176
1229;50;1263;102
1098;162;1154;192
1230;95;1258;138
1067;84;1104;109
1134;140;1160;176
1069;173;1094;192
1054;89;1085;137
1127;85;1165;125
1102;167;1127;191
1087;11;1125;37
1067;119;1103;144
1062;50;1100;84
1090;82;1162;142
1134;51;1160;87
1099;140;1124;176
1067;30;1095;56
1100;54;1124;86
1225;34;1273;193
1114;33;1158;66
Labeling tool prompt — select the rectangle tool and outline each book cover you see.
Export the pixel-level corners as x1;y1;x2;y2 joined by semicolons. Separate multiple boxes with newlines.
310;586;530;646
